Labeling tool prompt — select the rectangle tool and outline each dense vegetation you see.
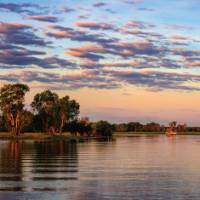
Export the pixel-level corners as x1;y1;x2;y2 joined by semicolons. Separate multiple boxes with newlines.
95;121;113;138
0;83;113;138
113;121;189;133
0;83;199;138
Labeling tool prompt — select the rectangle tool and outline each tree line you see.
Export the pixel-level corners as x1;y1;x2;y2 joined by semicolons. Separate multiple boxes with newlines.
0;83;199;137
0;83;113;137
113;121;199;132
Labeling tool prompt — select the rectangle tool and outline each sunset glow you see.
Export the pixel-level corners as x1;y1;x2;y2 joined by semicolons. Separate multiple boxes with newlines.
0;0;200;125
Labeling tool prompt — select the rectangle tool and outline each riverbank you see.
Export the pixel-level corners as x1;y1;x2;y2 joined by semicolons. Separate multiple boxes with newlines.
114;132;200;136
0;131;200;141
0;132;86;141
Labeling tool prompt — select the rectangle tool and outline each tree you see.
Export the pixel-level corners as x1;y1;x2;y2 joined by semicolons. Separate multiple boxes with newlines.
169;121;177;131
145;122;161;132
0;114;7;132
169;121;177;127
127;122;143;132
65;120;79;136
31;91;80;134
95;121;113;138
177;123;187;132
20;110;34;133
0;84;29;135
114;123;128;132
58;96;79;134
31;90;59;133
77;117;92;136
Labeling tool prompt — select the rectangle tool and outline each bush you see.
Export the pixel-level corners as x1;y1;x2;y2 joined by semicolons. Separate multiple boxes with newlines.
95;121;113;138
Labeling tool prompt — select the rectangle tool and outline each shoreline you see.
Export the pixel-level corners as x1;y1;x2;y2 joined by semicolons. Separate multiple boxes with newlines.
114;132;200;137
0;132;85;141
0;132;200;141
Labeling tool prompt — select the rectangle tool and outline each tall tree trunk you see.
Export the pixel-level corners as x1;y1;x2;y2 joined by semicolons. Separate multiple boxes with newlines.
59;116;65;135
15;112;20;136
7;113;15;135
15;114;18;136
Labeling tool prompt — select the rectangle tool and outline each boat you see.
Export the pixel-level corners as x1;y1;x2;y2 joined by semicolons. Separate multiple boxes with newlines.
165;128;177;136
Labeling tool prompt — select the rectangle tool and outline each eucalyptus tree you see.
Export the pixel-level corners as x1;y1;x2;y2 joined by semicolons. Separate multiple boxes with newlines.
57;96;78;134
31;90;59;133
31;91;80;134
0;83;29;135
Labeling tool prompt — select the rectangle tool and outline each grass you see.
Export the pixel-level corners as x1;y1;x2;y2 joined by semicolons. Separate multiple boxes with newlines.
0;131;200;141
0;132;85;141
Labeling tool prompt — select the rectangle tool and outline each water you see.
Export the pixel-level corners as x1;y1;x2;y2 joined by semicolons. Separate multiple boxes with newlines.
0;135;200;200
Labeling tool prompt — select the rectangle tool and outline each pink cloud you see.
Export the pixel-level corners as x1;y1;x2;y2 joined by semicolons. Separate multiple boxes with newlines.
0;22;30;33
26;15;58;23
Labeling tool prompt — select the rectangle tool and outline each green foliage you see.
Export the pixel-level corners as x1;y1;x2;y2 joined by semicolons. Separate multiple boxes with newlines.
64;119;92;136
0;115;7;132
0;83;29;112
20;110;34;133
95;121;113;138
31;90;80;134
31;90;59;114
0;83;29;135
31;90;59;133
57;96;80;133
127;122;143;132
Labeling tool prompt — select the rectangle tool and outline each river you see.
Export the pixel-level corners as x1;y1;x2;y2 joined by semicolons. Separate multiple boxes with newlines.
0;135;200;200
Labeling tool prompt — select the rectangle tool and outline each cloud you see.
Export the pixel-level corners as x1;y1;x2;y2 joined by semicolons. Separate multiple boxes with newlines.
0;22;50;47
3;68;200;92
93;2;107;7
48;24;164;60
1;70;120;90
172;48;200;57
0;3;46;15
26;15;59;23
102;60;140;68
125;20;156;29
6;31;50;46
75;21;116;31
105;8;116;14
62;7;75;13
124;0;143;4
79;60;103;69
0;47;75;69
138;7;155;12
66;44;105;61
105;69;200;91
46;24;192;71
66;51;104;61
121;27;163;40
1;1;200;94
0;22;31;32
46;25;118;45
189;62;200;67
104;40;163;58
64;40;163;62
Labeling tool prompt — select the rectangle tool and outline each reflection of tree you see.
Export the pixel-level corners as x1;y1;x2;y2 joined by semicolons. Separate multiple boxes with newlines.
0;140;79;192
34;140;77;157
0;141;22;174
32;141;78;175
0;141;24;191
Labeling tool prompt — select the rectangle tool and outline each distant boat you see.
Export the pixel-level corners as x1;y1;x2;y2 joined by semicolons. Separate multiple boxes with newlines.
165;128;177;136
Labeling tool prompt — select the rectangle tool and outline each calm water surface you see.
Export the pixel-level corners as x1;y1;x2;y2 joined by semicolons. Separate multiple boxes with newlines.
0;135;200;200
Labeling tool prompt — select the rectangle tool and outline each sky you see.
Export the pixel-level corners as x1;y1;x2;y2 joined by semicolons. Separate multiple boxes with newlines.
0;0;200;125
